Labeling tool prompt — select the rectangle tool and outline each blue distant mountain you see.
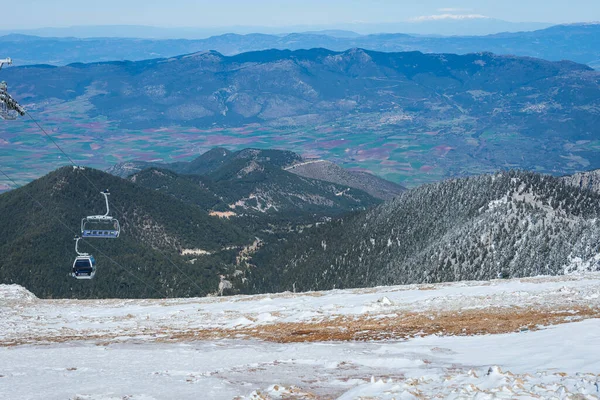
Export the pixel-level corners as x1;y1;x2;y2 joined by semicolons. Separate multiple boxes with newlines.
4;47;597;134
0;19;552;39
0;24;597;69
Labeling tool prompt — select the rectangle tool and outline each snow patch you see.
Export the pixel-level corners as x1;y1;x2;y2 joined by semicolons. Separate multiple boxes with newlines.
0;284;37;301
564;254;600;274
180;248;212;256
245;384;314;399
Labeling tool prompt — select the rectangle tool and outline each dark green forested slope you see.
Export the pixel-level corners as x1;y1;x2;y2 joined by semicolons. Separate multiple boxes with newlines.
130;168;225;211
127;149;381;220
0;166;251;298
127;166;381;247
248;171;600;293
0;157;380;299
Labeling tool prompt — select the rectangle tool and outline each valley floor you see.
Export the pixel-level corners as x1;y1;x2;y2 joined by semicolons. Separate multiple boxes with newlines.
1;274;600;399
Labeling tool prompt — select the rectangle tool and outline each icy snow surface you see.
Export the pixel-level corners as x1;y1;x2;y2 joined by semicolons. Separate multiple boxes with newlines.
1;274;600;399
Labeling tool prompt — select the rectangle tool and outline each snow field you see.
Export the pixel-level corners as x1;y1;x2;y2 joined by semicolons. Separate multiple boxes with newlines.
1;274;600;398
1;321;599;399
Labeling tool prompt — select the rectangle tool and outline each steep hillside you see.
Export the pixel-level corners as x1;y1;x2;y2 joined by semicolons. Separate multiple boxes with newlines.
0;166;252;298
249;171;600;293
129;168;225;212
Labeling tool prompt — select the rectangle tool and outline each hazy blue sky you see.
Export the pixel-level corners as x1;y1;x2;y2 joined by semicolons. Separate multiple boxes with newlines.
5;0;600;29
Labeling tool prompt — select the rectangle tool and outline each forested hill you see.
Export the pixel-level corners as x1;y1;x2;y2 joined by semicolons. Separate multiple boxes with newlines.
108;148;303;178
129;163;378;220
248;171;600;294
111;147;383;220
0;166;251;299
108;147;405;202
0;157;382;299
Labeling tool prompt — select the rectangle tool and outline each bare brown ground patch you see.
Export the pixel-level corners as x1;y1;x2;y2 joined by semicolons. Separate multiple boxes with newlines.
3;306;599;347
163;306;600;344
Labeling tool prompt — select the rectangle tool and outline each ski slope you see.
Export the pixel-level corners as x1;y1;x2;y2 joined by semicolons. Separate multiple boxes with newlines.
1;274;600;399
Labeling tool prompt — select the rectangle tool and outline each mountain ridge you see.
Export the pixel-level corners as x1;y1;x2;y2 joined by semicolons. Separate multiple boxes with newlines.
0;19;554;39
107;147;406;201
4;48;596;131
1;24;596;67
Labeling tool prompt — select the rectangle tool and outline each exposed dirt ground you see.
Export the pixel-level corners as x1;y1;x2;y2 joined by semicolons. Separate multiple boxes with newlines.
161;305;600;343
4;305;599;346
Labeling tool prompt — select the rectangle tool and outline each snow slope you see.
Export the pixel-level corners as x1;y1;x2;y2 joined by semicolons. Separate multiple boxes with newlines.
1;275;600;399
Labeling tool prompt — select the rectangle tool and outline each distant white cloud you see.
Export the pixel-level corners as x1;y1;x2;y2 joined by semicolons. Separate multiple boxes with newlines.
409;14;490;22
437;8;472;12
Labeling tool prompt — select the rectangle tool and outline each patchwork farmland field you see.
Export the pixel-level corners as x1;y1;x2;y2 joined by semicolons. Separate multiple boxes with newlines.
2;105;595;191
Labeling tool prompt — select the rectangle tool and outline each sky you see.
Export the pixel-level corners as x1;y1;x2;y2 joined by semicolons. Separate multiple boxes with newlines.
4;0;600;29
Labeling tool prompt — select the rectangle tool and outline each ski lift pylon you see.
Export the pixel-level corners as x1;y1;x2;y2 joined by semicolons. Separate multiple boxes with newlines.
0;57;25;120
81;190;121;238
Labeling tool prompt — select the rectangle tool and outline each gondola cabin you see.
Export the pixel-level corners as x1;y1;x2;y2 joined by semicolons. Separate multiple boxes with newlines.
72;255;96;280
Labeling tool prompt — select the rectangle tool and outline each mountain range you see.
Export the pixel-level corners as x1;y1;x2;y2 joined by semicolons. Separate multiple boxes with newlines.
1;24;597;68
3;159;600;299
4;48;597;133
0;19;553;39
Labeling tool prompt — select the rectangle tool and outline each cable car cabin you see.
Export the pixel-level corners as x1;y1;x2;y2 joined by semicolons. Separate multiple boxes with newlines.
81;217;120;238
72;255;96;280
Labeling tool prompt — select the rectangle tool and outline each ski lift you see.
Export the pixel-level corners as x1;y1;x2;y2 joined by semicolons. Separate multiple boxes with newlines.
72;236;96;279
0;58;25;120
81;190;121;238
